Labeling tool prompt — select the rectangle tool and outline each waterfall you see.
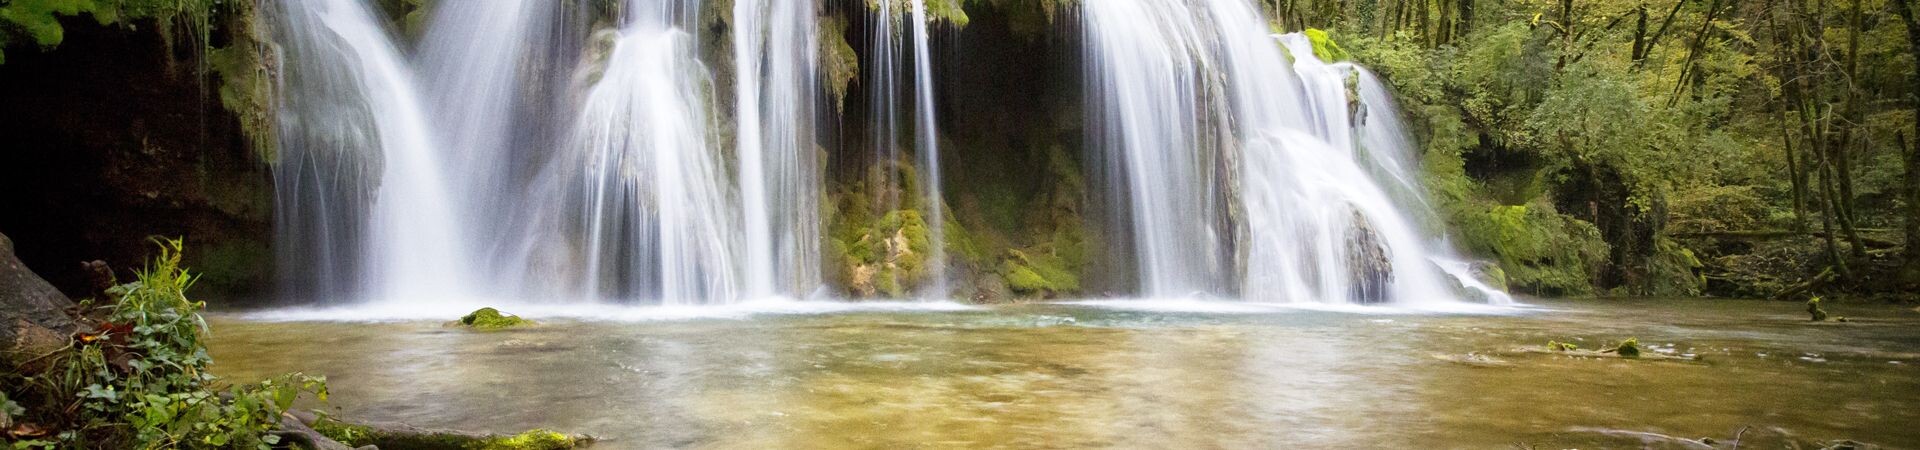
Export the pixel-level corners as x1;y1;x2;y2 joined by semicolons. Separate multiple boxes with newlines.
867;0;950;298
1083;0;1471;305
733;0;824;300
1082;0;1235;297
548;3;745;304
268;0;472;303
908;0;949;299
415;0;560;287
266;0;1494;307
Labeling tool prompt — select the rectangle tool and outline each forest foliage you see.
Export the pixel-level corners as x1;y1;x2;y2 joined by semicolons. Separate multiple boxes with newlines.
1275;0;1918;297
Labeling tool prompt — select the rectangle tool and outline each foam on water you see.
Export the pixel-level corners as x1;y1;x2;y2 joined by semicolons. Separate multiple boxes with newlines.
233;297;981;323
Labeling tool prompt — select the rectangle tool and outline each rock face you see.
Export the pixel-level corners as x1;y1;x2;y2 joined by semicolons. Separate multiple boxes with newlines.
1;232;77;367
0;18;274;303
1346;211;1393;304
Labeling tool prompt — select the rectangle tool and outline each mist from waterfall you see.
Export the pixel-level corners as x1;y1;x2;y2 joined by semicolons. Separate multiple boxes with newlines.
1083;0;1481;305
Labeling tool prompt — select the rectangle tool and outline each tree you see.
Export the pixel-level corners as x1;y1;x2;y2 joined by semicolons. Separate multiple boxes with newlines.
1894;0;1920;283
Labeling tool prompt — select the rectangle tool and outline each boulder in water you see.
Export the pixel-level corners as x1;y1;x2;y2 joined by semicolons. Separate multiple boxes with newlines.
453;307;533;330
1345;212;1393;304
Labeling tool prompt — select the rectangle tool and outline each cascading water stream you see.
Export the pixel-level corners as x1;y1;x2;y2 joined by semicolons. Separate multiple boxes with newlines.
1084;0;1476;305
733;0;824;300
268;0;472;304
1082;0;1232;297
907;0;949;299
867;0;950;299
557;2;744;305
415;0;559;286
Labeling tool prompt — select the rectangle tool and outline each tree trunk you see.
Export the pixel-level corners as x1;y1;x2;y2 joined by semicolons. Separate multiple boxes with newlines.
1894;0;1920;283
1451;0;1466;38
1815;115;1855;282
1781;109;1810;232
1633;5;1650;60
1637;0;1687;67
1834;0;1868;256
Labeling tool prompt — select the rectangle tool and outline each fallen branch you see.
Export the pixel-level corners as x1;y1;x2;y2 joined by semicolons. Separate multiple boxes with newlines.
1671;230;1899;248
1773;267;1838;301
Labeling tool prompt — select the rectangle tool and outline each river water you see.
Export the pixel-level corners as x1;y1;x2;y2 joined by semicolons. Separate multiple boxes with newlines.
208;298;1920;448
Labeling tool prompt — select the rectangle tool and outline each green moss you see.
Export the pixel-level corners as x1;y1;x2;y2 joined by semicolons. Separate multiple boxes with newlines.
999;248;1079;296
1646;237;1704;296
208;20;277;161
1807;296;1829;321
458;307;534;330
1608;338;1641;358
480;429;583;450
866;0;969;27
187;238;270;297
1304;28;1350;62
1546;340;1578;351
1453;202;1608;297
315;417;586;449
1003;264;1047;292
819;15;859;114
312;417;379;447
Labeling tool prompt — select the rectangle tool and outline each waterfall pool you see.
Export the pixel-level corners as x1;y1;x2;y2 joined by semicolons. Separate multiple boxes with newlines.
208;298;1920;448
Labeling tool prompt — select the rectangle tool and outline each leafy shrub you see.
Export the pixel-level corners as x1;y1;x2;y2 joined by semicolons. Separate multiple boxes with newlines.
1;238;327;449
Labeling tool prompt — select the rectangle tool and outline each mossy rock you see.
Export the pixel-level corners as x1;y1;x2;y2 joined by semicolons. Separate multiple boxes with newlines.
1304;28;1350;61
454;307;534;331
312;414;589;449
999;248;1079;297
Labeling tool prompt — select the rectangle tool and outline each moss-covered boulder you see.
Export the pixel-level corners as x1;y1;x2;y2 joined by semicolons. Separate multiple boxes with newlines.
454;307;534;330
1303;28;1351;61
302;410;591;449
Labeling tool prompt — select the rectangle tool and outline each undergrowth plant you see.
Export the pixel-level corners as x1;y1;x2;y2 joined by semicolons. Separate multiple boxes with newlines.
3;238;326;449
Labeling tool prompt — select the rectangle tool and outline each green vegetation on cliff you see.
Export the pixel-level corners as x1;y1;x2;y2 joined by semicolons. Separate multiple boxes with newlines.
1;0;277;159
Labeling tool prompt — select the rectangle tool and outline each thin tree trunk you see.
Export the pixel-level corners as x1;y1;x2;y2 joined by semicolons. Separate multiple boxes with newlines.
1893;0;1920;282
1781;108;1809;232
1670;0;1727;105
1633;4;1651;60
1637;0;1688;67
1814;107;1855;281
1451;0;1466;37
1769;2;1810;231
1834;0;1867;256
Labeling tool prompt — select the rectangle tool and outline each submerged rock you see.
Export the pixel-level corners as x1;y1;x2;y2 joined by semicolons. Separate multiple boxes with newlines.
454;307;534;331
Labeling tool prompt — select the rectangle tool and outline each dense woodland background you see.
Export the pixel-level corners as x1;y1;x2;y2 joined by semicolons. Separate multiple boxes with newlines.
1;0;1916;303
